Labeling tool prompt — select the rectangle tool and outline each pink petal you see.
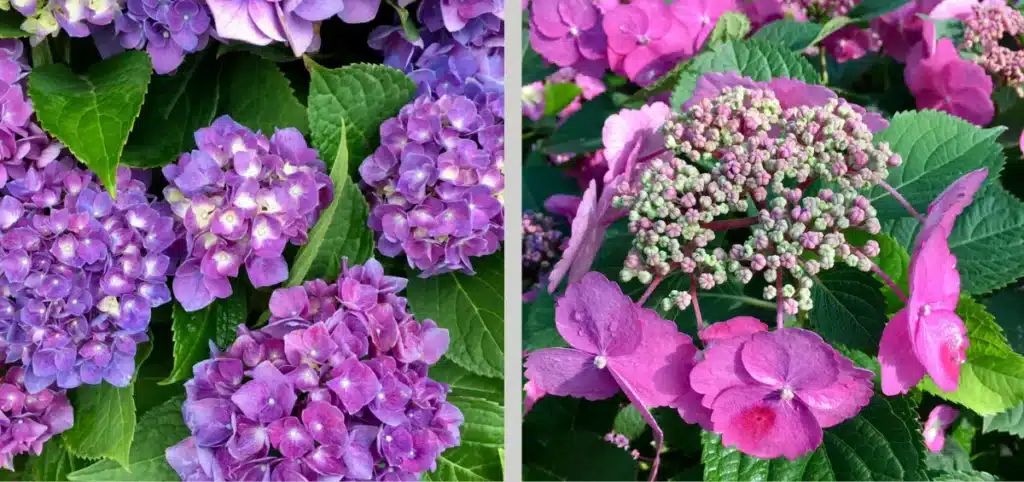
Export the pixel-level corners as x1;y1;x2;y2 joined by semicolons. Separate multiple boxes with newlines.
607;309;698;407
879;309;926;396
675;388;712;430
523;348;620;400
554;271;643;355
909;231;961;314
547;181;597;292
913;309;968;392
740;329;838;391
712;385;823;460
690;337;754;408
206;0;274;45
921;168;988;243
700;316;768;346
799;353;874;428
608;367;666;479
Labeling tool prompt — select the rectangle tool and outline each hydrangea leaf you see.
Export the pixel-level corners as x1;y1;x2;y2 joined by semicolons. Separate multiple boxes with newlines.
751;19;824;50
523;27;558;85
919;297;1024;415
218;53;308;136
423;395;504;481
159;288;247;386
930;469;999;481
0;11;27;38
671;39;819;108
848;0;912;20
287;119;374;285
0;440;80;481
216;41;301;63
845;230;910;313
430;359;504;404
985;289;1024;354
124;50;221;168
405;252;504;379
613;405;647;440
543;93;618;155
67;397;188;481
524;431;638;481
524;291;566;351
707;11;752;46
869;111;1006;221
306;61;417;173
982;403;1024;437
810;267;888;355
522;151;578;212
27;51;153;196
543;83;583;117
702;393;927;480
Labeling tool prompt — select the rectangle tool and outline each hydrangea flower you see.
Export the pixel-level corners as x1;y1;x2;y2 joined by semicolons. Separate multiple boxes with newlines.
601;102;672;185
162;116;332;312
603;0;694;85
166;258;461;481
924;404;959;453
524;271;701;478
690;326;874;459
669;0;738;53
204;0;344;56
546;180;624;291
878;169;987;396
905;39;994;126
359;93;504;277
523;211;567;300
109;0;214;74
0;365;74;470
528;0;608;72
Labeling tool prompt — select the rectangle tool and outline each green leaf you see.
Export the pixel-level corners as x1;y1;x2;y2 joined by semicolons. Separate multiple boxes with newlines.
982;402;1024;438
216;42;298;63
422;395;504;481
28;51;153;196
522;154;578;212
160;289;247;385
920;297;1024;415
671;39;819;108
543;83;582;117
751;19;823;50
524;291;566;351
124;50;220;168
543;93;618;155
0;10;27;38
0;440;80;481
613;405;647;440
218;53;308;136
947;186;1024;295
869;111;1006;221
424;445;504;482
985;289;1024;354
307;62;417;173
708;12;752;46
287;119;374;285
61;383;137;468
523;26;558;85
405;253;504;379
810;267;888;354
930;469;999;481
845;230;910;313
526;432;638;481
385;0;421;42
430;358;504;403
848;0;912;20
68;397;189;481
702;393;927;481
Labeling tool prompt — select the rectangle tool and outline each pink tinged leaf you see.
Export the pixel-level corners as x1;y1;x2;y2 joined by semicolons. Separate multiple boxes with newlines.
879;309;927;396
711;385;823;460
913;309;968;392
523;348;620;401
605;309;697;407
554;271;642;356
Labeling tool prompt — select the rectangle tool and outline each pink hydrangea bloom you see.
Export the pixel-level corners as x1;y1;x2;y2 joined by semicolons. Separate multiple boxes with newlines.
879;170;986;395
690;327;873;459
905;39;994;126
529;0;609;70
669;0;739;53
602;102;672;185
603;0;694;84
546;180;625;291
821;26;880;63
873;2;927;62
924;404;959;452
524;271;700;477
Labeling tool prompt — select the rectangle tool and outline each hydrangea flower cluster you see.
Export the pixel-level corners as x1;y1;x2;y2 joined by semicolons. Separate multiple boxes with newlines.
962;2;1024;96
613;73;900;313
108;0;214;74
523;211;567;300
690;318;874;460
0;365;74;470
165;258;462;481
359;93;504;277
162;116;333;312
604;431;640;460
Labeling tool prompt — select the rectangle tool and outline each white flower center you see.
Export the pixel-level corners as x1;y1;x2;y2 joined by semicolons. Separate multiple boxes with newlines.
593;355;607;369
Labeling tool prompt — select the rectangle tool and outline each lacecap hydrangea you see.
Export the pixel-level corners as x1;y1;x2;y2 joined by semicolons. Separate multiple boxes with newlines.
0;365;74;470
163;116;333;312
165;258;462;481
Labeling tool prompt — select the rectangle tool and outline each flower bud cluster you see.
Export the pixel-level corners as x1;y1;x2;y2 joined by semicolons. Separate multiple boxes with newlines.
963;2;1024;95
523;211;567;297
162;116;333;312
617;84;900;312
0;365;73;470
166;258;462;481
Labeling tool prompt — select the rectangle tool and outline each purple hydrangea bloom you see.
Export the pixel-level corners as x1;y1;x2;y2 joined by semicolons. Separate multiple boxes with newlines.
162;116;333;312
0;365;74;471
205;0;344;56
109;0;214;74
166;258;462;481
359;94;504;277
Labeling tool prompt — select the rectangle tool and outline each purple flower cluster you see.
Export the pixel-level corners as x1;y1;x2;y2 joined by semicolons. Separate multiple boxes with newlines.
360;94;504;277
162;116;333;312
0;365;74;470
523;211;566;300
165;258;462;481
110;0;214;74
963;2;1024;96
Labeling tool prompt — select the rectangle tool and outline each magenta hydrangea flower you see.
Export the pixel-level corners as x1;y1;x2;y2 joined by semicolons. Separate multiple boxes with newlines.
0;365;74;471
905;38;995;126
528;0;609;72
166;258;461;481
690;327;874;459
669;0;738;53
878;170;987;396
924;404;959;453
546;180;625;291
603;0;694;85
601;102;672;185
524;271;701;478
359;93;504;277
163;116;332;312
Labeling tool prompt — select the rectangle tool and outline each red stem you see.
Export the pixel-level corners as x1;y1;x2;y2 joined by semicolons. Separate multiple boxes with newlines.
637;275;663;306
776;275;784;330
700;216;759;231
690;275;705;334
